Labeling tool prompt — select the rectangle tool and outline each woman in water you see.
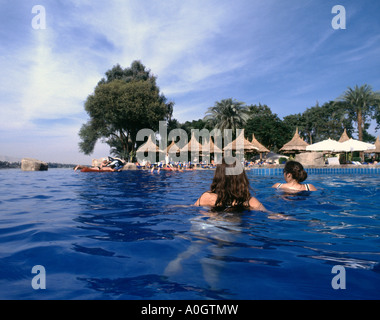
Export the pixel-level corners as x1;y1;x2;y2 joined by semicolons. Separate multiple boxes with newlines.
195;157;266;211
272;160;317;192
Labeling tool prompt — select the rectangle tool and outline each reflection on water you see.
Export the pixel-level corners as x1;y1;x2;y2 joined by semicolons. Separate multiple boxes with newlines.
77;274;230;300
164;209;245;289
273;190;313;202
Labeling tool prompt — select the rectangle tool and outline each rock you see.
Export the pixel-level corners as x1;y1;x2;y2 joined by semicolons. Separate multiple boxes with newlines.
21;158;48;171
295;152;325;166
121;163;137;171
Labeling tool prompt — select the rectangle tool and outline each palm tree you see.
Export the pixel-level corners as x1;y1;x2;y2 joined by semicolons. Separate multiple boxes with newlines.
204;98;249;133
336;84;380;141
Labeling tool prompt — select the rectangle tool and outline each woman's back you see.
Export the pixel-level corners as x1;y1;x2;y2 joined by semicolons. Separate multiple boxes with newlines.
272;161;317;192
273;182;317;192
195;191;264;210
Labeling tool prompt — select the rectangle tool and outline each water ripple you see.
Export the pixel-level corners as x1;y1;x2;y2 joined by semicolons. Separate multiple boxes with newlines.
0;169;379;299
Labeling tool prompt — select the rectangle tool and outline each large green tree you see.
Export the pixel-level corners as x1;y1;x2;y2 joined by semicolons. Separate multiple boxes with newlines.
302;101;353;143
245;104;290;151
98;61;155;85
283;102;354;144
180;119;210;137
335;84;380;141
98;61;173;122
204;98;249;133
79;61;172;160
282;113;307;140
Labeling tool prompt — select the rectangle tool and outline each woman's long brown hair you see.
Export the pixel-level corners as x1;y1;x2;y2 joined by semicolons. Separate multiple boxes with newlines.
210;158;251;209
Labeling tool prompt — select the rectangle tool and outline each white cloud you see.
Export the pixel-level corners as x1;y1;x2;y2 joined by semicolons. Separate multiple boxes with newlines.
0;32;101;130
69;0;247;95
21;30;100;118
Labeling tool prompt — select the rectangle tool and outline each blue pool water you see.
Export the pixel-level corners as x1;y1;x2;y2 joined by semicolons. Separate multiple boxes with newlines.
0;168;379;300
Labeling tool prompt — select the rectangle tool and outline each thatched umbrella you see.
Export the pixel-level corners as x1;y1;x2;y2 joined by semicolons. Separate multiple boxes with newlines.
339;129;350;142
364;137;380;153
223;130;259;152
165;138;181;154
279;128;309;154
202;137;223;154
181;132;203;153
136;135;164;153
372;136;380;154
201;137;223;163
136;135;164;163
250;133;270;160
364;137;380;161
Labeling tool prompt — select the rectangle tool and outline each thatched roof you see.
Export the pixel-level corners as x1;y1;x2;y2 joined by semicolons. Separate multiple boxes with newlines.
181;132;203;153
223;131;259;152
364;136;380;153
165;138;181;154
201;137;223;154
250;133;270;153
279;128;309;153
339;129;350;142
136;135;163;153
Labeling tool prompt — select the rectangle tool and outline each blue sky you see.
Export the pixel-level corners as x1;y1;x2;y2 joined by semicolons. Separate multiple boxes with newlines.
0;0;379;164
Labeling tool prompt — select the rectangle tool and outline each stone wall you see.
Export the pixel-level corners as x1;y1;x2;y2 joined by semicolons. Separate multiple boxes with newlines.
295;152;325;166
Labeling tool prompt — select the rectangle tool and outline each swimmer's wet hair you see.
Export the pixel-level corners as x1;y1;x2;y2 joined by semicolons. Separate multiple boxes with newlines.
210;157;251;208
283;161;308;183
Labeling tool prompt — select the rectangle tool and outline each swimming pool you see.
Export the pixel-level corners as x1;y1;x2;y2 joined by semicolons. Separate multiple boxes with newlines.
0;168;379;300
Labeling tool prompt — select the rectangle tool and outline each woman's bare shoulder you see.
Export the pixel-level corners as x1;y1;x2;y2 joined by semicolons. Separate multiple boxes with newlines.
249;197;266;211
194;191;217;206
202;192;217;200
